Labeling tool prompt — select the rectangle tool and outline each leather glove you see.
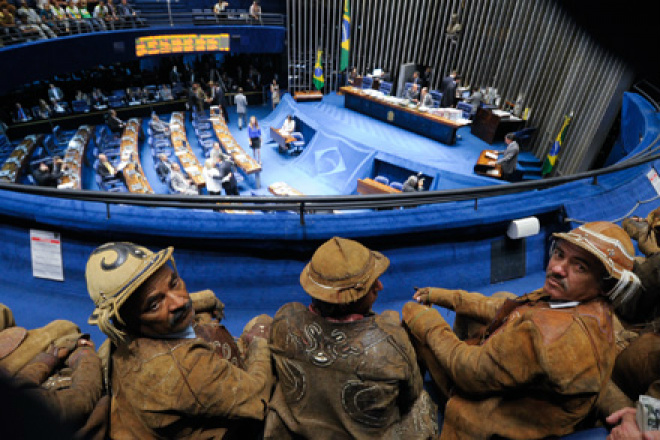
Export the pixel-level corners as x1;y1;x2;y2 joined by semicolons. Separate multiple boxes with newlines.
241;314;273;345
402;301;450;343
190;289;225;321
49;331;84;361
413;287;465;310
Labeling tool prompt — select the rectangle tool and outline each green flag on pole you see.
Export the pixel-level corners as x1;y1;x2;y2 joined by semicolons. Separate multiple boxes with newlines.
340;0;351;71
313;49;324;91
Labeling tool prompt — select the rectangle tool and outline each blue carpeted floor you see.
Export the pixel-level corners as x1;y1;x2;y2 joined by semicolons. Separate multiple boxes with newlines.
85;93;538;195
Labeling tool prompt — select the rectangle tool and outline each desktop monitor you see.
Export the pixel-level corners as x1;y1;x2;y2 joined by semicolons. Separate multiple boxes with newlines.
372;68;383;77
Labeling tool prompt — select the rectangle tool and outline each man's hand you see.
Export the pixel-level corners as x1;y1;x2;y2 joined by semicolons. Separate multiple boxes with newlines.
606;407;659;440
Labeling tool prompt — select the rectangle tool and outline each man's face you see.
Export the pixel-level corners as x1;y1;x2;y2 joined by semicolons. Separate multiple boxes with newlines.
544;240;606;302
122;265;193;337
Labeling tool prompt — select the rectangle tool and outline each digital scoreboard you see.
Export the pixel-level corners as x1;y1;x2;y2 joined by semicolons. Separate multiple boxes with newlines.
136;34;230;57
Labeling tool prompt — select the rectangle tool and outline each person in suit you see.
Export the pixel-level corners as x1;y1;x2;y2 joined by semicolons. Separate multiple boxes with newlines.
405;83;420;103
208;81;228;123
169;163;198;195
149;114;170;136
48;83;64;106
423;67;433;88
411;71;422;87
419;87;434;108
33;157;65;187
106;109;125;133
96;153;120;180
13;103;31;122
235;88;247;130
170;65;181;84
465;86;483;117
217;154;239;196
155;154;171;182
440;71;459;108
492;132;520;181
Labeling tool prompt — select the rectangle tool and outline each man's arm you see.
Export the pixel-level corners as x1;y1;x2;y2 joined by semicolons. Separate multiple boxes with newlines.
413;287;507;323
404;302;604;395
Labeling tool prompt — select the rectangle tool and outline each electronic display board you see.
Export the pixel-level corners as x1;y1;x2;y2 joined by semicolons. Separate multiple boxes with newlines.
136;34;230;57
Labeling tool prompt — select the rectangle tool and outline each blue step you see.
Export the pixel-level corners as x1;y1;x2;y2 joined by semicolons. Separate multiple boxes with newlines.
522;173;543;181
518;163;542;173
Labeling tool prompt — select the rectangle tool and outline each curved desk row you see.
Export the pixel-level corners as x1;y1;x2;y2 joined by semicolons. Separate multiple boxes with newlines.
58;125;93;190
170;112;205;189
0;135;41;183
121;118;153;194
209;106;262;177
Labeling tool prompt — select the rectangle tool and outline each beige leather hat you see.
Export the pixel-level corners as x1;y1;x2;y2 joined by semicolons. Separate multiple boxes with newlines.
300;237;389;304
86;242;175;343
553;221;640;306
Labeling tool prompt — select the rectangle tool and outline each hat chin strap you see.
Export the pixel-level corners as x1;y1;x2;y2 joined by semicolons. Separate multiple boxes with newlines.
606;270;641;309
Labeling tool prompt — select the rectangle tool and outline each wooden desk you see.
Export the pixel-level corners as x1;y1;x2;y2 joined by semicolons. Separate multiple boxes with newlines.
473;149;502;179
209;109;262;175
340;86;468;145
120;118;153;194
58;125;92;190
0;135;40;183
357;178;401;195
270;127;296;152
471;107;524;144
170;112;205;188
294;90;324;102
268;181;304;196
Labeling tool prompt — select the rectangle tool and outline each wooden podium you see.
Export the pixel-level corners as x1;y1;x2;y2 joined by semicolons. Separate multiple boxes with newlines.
293;90;323;102
473;150;502;179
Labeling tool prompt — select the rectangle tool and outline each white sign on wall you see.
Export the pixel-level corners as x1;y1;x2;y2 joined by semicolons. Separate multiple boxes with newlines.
30;230;64;281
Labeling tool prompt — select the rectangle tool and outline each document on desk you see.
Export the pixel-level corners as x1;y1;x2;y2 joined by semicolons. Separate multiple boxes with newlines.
485;151;498;160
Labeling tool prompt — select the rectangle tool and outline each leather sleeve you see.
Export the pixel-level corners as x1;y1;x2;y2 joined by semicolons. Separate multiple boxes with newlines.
429;288;507;323
174;338;272;420
424;309;604;396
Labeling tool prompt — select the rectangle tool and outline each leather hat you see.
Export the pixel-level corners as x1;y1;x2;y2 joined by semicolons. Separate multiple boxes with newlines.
86;242;175;343
300;237;389;304
553;222;640;305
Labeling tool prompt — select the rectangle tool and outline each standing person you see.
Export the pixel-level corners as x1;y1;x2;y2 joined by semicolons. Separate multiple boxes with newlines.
208;81;228;123
247;116;262;164
33;157;65;187
264;237;438;439
270;78;279;110
423;66;433;88
235;87;247;130
84;242;274;439
218;154;239;195
402;174;424;192
48;83;64;106
491;132;520;182
439;70;459;108
202;158;221;195
404;221;639;439
106;109;125;133
170;65;181;84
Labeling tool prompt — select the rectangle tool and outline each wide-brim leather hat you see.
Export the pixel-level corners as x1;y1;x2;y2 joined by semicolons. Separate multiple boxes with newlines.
553;221;635;280
300;237;389;304
86;242;175;342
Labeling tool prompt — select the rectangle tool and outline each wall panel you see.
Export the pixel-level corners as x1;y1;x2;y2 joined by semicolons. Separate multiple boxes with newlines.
286;0;633;174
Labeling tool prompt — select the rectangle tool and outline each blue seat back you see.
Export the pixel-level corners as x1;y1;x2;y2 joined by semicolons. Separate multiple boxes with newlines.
374;175;389;185
362;76;373;89
456;101;473;118
379;81;393;96
390;181;403;191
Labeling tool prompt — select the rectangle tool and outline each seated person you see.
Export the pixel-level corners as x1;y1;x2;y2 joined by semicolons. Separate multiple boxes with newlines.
106;109;125;134
404;221;639;439
0;304;105;438
405;83;419;103
96;153;120;180
419;87;434;108
465;86;482;116
155;154;171;182
169;162;198;195
33;157;65;187
347;67;358;86
280;115;295;137
213;0;228;16
14;103;31;123
36;99;52;119
265;237;437;438
160;84;173;101
402;173;425;192
85;242;273;438
91;88;107;110
149;114;170;137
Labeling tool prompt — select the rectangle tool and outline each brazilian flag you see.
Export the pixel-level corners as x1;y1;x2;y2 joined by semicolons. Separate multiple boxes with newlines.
542;114;572;176
313;49;324;91
340;0;351;71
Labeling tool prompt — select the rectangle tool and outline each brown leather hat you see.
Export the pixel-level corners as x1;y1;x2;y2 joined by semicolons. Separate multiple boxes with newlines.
300;237;389;304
